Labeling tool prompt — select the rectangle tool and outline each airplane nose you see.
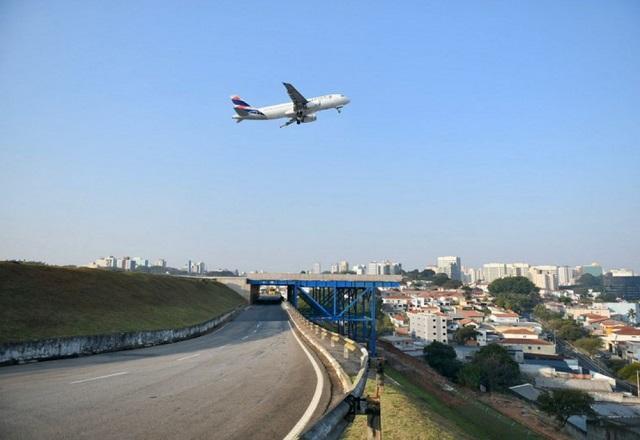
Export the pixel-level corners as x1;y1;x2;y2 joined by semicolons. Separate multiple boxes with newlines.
344;97;351;105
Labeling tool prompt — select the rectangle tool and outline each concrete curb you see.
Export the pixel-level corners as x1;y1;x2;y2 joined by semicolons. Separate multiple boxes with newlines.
0;305;245;366
284;304;369;440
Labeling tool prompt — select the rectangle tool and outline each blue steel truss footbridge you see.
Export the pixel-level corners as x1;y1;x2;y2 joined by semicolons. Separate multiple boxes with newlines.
246;274;401;355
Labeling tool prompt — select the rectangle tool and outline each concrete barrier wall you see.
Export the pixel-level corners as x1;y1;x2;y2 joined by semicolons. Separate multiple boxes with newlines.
284;304;369;440
0;306;244;365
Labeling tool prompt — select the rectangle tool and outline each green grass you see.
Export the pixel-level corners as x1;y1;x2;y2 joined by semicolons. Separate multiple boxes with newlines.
0;262;246;343
342;366;542;440
341;373;464;440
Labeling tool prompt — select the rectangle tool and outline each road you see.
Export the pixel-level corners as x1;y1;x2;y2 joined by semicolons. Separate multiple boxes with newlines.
0;304;332;440
557;339;637;394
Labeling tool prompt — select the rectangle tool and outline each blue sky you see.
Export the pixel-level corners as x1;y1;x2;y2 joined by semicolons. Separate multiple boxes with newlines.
1;1;639;272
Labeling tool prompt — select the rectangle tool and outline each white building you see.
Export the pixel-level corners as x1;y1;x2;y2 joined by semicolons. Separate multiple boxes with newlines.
608;269;635;277
483;263;507;283
338;260;349;273
506;263;530;278
408;312;448;344
155;259;167;268
330;263;339;274
490;311;520;324
352;264;366;275
602;302;640;324
530;266;559;291
558;266;576;286
311;262;322;274
437;256;461;281
367;261;402;275
92;256;117;269
132;257;149;268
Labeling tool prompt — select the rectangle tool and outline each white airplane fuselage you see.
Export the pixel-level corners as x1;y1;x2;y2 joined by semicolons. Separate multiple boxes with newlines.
232;93;350;122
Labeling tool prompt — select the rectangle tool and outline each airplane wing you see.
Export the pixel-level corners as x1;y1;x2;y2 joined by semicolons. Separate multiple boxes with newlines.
283;82;308;112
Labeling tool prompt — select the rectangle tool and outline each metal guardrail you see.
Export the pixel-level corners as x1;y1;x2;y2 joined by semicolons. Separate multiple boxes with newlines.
284;304;369;440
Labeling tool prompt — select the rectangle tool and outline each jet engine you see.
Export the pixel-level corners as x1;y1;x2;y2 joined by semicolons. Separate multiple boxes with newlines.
301;113;317;123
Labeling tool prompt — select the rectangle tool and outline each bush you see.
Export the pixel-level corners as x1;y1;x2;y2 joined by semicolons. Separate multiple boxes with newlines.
458;344;520;391
424;341;462;380
537;389;594;426
617;363;640;382
573;337;603;355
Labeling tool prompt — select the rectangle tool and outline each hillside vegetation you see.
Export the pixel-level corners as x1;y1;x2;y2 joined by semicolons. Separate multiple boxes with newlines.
0;262;246;343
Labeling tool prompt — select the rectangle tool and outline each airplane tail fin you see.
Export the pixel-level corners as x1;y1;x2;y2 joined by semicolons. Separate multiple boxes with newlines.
231;95;253;117
231;95;251;107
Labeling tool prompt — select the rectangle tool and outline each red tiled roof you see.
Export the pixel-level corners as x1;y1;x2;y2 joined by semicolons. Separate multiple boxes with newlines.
460;310;484;318
600;320;626;327
494;312;519;318
498;338;552;345
613;327;640;336
582;313;608;319
502;328;536;334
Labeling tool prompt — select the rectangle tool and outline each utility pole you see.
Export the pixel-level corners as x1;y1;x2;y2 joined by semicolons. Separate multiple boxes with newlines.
636;369;639;397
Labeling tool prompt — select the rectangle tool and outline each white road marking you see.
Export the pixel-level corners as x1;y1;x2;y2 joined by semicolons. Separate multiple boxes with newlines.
283;321;324;440
241;335;249;340
70;371;128;384
177;353;201;362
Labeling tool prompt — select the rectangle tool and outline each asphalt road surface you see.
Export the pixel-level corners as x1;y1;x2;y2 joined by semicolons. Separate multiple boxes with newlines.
0;304;332;440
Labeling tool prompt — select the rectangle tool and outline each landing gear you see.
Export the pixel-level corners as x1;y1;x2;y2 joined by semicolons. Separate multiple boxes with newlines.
336;106;343;114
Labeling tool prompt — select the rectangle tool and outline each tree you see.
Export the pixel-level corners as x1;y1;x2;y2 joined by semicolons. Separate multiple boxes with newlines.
537;389;594;426
554;320;587;342
617;363;640;382
454;326;478;345
424;341;462;380
376;298;394;335
558;296;572;305
573;337;603;356
489;276;541;314
489;276;539;295
595;292;617;302
443;279;463;289
628;308;637;322
432;273;451;287
458;344;520;391
533;304;563;322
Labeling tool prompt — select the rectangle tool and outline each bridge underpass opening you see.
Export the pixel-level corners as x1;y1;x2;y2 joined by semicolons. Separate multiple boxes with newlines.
246;275;400;355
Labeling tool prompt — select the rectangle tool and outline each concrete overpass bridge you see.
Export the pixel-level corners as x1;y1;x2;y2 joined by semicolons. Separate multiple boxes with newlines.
215;273;401;355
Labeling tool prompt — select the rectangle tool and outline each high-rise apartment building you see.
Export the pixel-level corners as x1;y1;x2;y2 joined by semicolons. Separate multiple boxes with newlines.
483;263;507;283
557;266;576;286
367;261;402;275
311;262;322;274
506;263;530;278
408;313;448;344
436;256;461;280
338;260;350;273
529;266;559;291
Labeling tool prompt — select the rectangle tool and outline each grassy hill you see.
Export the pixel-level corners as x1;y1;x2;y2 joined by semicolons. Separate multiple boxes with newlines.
0;262;246;344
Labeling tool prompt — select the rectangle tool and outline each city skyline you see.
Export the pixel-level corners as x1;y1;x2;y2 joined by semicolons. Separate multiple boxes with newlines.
1;2;639;274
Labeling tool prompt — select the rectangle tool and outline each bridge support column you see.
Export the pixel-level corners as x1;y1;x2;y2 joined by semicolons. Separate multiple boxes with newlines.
249;285;260;304
286;285;296;305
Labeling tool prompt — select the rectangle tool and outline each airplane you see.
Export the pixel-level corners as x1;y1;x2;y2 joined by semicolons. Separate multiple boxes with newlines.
231;82;350;128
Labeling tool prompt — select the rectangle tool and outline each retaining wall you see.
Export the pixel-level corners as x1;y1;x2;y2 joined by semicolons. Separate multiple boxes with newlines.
284;304;369;440
0;306;244;365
